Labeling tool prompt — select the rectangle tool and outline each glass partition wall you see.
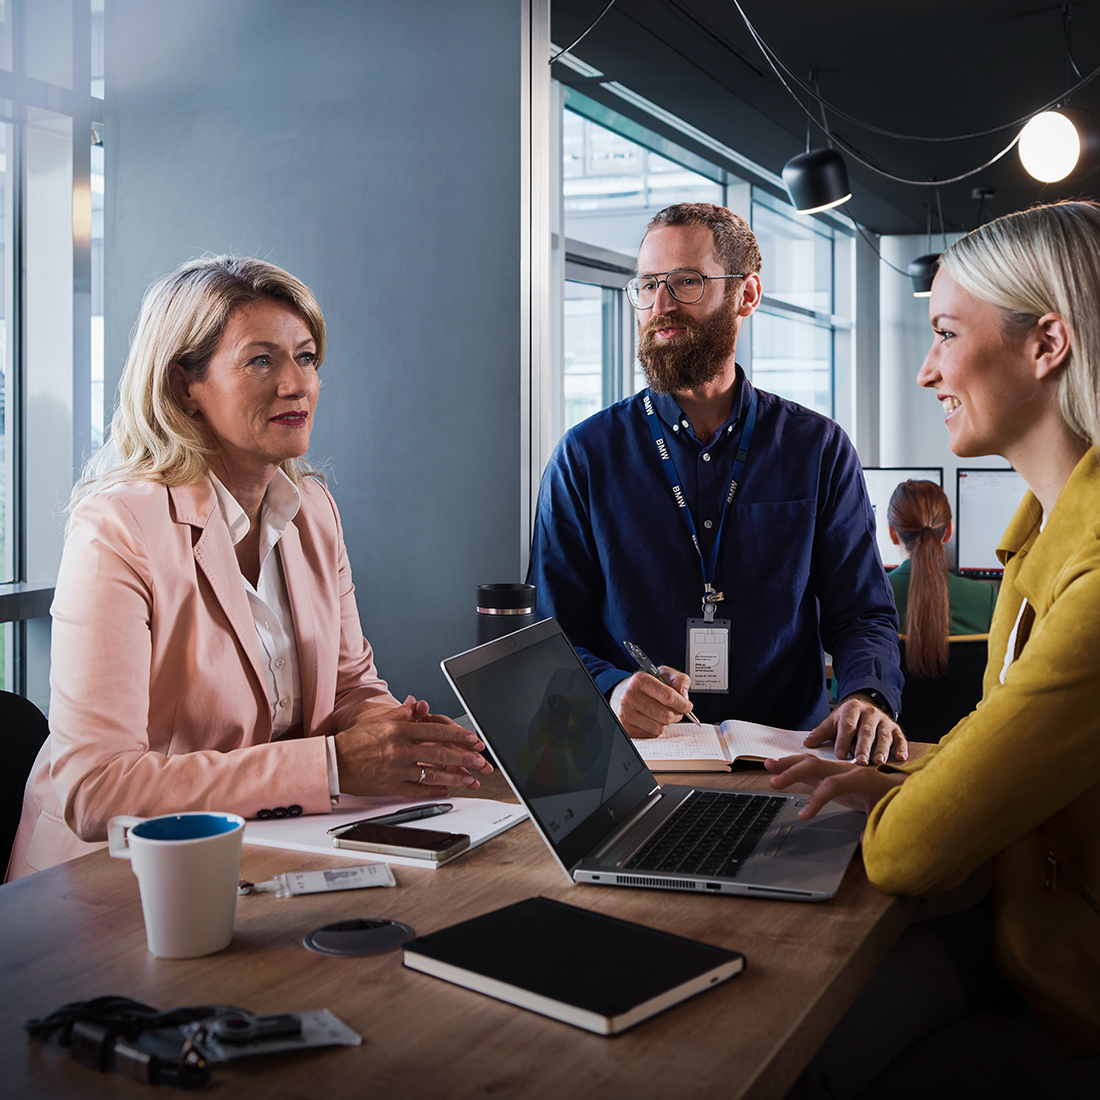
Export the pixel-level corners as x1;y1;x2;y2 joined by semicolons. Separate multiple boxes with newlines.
0;0;101;702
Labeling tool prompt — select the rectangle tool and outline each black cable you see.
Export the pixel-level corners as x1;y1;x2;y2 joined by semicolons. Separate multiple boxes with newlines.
851;221;912;277
550;0;619;64
25;995;240;1044
1064;4;1085;84
727;0;1100;146
726;0;1024;186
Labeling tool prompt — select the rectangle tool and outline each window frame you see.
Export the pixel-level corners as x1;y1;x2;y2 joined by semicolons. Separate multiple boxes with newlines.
0;0;100;702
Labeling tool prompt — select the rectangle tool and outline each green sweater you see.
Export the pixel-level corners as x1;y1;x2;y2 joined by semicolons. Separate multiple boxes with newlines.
887;559;997;636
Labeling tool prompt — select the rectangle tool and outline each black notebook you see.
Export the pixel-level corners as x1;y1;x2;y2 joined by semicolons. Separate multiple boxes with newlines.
402;896;745;1035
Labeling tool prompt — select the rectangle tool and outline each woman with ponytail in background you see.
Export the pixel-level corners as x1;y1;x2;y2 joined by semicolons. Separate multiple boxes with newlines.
885;479;996;677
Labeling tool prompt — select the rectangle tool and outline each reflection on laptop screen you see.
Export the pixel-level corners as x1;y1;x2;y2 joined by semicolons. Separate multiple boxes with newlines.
453;632;647;844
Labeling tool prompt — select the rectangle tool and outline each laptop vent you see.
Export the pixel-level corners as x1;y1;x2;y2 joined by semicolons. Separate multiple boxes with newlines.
616;875;697;890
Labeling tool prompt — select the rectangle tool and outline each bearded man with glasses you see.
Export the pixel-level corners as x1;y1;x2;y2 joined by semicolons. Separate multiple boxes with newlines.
528;203;905;766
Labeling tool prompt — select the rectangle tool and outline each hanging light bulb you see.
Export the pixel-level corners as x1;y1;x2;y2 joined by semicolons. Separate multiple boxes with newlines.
782;148;852;214
1019;107;1100;183
908;254;939;297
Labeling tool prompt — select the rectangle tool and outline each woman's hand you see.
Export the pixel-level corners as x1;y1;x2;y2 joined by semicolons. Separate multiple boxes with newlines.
764;753;906;821
334;696;493;799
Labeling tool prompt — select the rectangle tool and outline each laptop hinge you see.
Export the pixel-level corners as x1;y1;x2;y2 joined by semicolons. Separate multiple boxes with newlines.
590;785;668;861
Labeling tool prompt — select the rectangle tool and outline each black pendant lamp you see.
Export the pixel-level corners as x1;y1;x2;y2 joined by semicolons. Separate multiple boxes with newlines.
782;147;851;215
908;189;945;297
908;254;939;297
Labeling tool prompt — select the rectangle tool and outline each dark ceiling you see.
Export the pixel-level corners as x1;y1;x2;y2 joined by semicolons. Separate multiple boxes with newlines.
550;0;1100;236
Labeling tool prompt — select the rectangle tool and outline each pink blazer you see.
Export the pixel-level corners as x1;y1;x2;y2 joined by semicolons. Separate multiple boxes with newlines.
8;476;396;880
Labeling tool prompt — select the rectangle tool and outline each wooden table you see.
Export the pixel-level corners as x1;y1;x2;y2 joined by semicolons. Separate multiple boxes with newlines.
0;768;918;1100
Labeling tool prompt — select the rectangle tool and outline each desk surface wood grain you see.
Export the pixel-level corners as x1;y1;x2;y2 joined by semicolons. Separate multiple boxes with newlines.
1;761;924;1100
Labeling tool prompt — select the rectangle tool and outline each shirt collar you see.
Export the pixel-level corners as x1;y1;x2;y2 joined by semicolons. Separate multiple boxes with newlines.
647;365;752;442
209;469;301;548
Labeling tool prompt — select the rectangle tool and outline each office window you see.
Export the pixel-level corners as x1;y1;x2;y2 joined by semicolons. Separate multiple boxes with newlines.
563;109;722;255
0;1;101;700
751;312;833;415
562;279;632;432
749;191;850;418
557;104;724;443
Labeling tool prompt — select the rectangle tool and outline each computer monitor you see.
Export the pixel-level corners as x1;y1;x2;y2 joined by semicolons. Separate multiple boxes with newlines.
955;468;1028;577
861;467;944;569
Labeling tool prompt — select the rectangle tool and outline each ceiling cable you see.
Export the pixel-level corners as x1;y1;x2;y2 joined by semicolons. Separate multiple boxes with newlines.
727;0;1100;145
851;221;911;277
1064;3;1084;84
550;0;619;64
726;0;1024;186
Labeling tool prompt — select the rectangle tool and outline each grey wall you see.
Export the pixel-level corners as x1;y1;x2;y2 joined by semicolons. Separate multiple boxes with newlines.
106;0;524;709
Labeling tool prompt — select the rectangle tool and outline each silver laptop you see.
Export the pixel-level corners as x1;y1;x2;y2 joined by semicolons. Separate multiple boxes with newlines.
442;618;864;902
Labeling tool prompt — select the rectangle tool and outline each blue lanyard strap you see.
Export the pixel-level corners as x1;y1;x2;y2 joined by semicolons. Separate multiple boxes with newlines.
643;386;758;619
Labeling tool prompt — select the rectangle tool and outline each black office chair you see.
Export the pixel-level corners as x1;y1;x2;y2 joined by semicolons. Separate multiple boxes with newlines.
898;635;989;744
1;690;50;869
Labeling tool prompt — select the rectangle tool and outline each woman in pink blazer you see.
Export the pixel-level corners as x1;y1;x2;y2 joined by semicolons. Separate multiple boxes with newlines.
8;257;491;880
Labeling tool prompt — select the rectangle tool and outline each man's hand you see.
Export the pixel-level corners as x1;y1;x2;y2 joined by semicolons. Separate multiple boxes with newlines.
804;693;908;765
764;753;906;821
334;696;493;798
610;667;694;738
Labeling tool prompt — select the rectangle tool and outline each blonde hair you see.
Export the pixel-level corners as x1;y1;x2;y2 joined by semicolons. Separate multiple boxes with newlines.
73;255;325;506
940;200;1100;449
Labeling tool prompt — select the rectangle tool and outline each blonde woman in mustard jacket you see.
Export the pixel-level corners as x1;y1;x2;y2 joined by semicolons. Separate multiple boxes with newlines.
771;203;1100;1097
8;257;491;881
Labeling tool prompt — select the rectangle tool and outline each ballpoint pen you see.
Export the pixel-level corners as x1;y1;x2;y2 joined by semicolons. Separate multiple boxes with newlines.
623;641;702;725
326;803;454;835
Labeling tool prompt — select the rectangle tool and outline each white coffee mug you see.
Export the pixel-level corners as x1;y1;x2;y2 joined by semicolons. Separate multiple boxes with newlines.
108;811;245;959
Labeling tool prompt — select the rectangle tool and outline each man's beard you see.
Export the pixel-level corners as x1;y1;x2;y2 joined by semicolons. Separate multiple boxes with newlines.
637;295;740;394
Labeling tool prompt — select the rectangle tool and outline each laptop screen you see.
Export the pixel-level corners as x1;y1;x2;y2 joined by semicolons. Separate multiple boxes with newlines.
445;624;651;855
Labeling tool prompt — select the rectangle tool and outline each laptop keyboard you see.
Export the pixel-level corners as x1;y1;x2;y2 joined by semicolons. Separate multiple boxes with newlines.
624;791;787;879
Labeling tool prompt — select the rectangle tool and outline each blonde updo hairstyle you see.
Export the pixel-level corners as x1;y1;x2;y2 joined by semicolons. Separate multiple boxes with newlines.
73;255;325;506
939;200;1100;450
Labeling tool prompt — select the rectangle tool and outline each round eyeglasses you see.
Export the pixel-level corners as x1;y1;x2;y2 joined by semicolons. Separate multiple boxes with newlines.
625;268;746;310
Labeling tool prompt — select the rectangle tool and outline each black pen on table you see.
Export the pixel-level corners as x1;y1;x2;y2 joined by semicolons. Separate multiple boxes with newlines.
326;803;453;835
623;641;701;725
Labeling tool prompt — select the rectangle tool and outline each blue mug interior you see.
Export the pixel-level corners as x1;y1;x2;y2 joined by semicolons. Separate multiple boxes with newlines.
131;814;240;841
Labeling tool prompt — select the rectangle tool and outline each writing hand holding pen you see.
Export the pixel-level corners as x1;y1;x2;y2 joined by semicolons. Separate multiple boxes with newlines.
612;642;699;739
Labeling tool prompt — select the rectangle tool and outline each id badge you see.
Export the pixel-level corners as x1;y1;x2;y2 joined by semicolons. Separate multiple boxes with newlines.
685;618;730;693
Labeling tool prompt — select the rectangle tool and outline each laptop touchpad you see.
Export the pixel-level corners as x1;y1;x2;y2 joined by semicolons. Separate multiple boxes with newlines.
771;818;859;864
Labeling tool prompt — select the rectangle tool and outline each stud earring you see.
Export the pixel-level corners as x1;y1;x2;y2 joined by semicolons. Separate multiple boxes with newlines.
185;409;196;418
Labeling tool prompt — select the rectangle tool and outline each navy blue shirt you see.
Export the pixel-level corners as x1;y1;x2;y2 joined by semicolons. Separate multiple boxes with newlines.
526;369;903;729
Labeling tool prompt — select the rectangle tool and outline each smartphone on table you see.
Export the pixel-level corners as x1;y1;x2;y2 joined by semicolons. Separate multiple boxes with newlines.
332;822;470;863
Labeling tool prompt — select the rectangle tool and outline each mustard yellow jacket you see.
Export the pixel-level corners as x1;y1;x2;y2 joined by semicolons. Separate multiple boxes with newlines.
863;448;1100;1058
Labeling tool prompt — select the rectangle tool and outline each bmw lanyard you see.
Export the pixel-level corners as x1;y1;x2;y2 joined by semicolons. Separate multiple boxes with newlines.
642;386;758;622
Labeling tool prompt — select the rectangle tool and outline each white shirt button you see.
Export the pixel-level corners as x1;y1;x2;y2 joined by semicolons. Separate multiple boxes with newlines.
702;453;711;462
278;698;290;709
682;420;689;428
704;520;713;529
275;658;285;669
672;424;680;432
